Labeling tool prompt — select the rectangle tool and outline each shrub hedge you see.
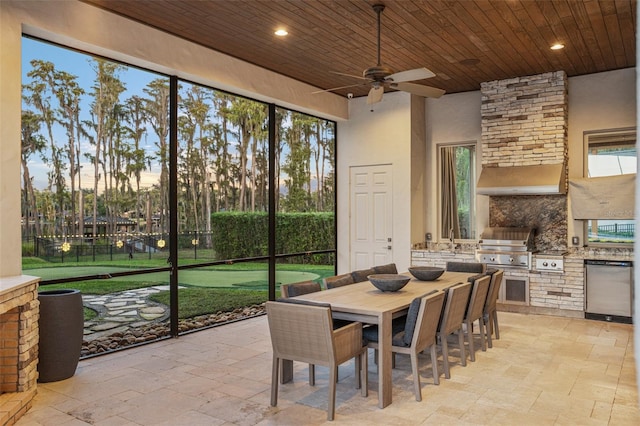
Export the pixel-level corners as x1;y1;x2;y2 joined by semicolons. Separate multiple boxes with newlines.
210;212;334;260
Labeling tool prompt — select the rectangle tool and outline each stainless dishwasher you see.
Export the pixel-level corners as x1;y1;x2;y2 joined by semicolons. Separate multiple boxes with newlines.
585;259;633;323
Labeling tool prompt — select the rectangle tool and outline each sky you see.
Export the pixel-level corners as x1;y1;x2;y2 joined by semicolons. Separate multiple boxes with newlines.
21;37;330;195
22;37;165;191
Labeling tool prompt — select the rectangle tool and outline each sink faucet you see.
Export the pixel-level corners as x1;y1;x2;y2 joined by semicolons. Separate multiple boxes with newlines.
449;228;455;251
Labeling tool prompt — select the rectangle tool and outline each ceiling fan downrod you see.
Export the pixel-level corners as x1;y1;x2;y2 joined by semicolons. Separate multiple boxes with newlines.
373;4;385;66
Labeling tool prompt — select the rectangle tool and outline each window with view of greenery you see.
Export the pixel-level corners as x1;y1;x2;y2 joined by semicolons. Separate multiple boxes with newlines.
439;143;477;241
21;36;336;354
584;129;635;245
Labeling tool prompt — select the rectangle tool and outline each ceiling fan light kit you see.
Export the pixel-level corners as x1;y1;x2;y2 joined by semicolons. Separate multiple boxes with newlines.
318;3;445;105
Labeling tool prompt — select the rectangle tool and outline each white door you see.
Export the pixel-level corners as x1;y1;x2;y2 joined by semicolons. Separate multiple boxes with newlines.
350;165;393;270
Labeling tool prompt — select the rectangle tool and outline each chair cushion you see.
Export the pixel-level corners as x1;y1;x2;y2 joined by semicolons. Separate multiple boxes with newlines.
467;274;485;283
373;263;398;274
351;267;377;283
283;281;321;297
401;297;422;345
325;274;354;289
446;261;485;273
362;320;406;346
485;268;499;276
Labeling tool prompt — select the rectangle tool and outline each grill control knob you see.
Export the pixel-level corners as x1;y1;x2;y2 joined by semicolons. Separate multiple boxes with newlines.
543;261;548;267
490;257;495;262
551;262;556;267
509;257;514;263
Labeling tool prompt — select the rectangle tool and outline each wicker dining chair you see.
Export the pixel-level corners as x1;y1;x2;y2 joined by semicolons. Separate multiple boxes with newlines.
483;269;504;348
462;275;491;361
279;280;324;384
266;300;368;421
351;267;377;283
445;261;486;274
363;290;446;401
436;281;472;379
372;263;398;275
323;273;355;289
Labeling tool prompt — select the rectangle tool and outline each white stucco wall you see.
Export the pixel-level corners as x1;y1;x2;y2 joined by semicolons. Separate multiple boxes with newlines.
0;0;346;278
425;91;485;241
337;92;413;273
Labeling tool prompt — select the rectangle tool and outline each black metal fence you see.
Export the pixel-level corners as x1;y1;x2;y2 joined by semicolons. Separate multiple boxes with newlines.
588;223;634;239
25;234;171;263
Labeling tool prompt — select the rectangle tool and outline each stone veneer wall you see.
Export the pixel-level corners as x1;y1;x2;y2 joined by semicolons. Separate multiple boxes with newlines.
530;257;585;312
0;279;39;426
481;71;569;252
481;70;568;167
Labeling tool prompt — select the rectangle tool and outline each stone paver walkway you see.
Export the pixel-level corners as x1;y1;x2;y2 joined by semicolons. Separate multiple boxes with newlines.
82;286;175;341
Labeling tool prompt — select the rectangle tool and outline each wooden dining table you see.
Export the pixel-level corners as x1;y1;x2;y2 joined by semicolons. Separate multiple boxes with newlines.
287;270;474;408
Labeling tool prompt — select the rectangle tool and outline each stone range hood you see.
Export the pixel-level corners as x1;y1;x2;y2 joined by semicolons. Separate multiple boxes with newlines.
477;163;567;196
480;71;569;252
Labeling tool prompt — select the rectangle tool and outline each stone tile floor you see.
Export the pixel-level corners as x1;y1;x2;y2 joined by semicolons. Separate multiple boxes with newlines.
17;312;640;425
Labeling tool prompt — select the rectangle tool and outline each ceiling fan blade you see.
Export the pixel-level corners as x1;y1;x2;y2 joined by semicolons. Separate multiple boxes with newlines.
387;67;435;83
312;82;368;94
367;85;384;105
390;82;446;98
329;70;370;81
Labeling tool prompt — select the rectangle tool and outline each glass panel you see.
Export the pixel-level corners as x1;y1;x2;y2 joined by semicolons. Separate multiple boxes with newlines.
275;108;336;281
21;37;171;279
585;130;636;244
176;83;269;265
22;37;174;355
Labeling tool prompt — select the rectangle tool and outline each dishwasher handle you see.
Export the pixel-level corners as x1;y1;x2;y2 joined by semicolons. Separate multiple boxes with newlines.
585;259;632;267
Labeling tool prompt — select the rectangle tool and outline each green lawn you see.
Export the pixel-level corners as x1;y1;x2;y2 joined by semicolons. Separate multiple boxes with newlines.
26;260;333;293
26;266;319;288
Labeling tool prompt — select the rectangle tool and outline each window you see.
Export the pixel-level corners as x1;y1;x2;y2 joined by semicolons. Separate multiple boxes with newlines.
583;129;636;245
439;143;477;241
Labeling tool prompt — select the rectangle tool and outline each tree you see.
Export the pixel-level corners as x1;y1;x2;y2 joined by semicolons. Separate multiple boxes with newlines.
87;59;125;239
212;93;233;211
20;110;46;238
227;98;253;211
144;78;170;233
273;108;287;212
123;95;149;232
24;60;67;235
52;70;84;235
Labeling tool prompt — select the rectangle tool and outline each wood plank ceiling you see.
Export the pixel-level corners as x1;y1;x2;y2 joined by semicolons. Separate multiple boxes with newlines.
81;0;636;99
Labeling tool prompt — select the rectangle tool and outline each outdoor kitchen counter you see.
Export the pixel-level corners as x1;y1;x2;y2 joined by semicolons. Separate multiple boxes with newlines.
565;250;633;262
410;249;476;268
412;248;633;319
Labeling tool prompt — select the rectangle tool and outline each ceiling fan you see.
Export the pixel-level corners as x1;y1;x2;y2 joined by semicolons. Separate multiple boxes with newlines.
316;3;445;105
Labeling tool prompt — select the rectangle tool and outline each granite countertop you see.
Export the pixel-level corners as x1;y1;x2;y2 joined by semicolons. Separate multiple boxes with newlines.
566;252;634;262
413;246;634;262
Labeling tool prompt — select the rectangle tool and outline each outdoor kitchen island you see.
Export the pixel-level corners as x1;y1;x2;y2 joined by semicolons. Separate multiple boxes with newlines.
411;247;633;320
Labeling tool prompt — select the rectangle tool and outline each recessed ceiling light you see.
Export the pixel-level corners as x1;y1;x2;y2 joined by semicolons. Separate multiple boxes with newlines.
275;29;288;37
550;43;565;50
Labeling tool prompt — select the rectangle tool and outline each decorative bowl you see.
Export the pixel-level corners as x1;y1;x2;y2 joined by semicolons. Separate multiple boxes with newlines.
367;274;411;292
408;266;445;281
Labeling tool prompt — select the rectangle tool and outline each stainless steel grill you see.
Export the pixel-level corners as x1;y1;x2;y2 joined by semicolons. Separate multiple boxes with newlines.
476;227;536;269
